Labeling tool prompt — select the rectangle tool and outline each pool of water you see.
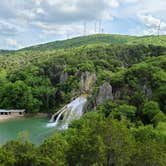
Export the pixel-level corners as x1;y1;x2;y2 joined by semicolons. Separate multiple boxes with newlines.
0;117;56;146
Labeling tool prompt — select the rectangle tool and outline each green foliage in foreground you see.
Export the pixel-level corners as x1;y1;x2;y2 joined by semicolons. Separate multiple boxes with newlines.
0;112;166;166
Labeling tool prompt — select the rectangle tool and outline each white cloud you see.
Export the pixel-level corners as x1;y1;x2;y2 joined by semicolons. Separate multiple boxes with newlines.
123;0;139;3
0;0;119;37
5;38;22;49
106;0;119;8
0;0;166;49
6;38;17;46
138;14;160;28
33;21;97;37
36;8;45;15
137;14;166;35
114;0;166;20
0;20;19;36
0;0;119;49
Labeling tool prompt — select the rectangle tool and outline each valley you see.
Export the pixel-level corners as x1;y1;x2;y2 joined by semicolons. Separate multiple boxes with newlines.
0;34;166;165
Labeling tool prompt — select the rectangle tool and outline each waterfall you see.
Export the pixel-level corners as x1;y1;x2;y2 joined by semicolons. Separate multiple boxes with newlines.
49;105;67;123
46;96;87;129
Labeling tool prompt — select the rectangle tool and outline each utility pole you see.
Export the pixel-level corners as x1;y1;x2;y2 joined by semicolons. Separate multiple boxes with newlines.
157;21;161;37
99;20;102;33
94;21;97;34
101;28;104;34
157;20;166;42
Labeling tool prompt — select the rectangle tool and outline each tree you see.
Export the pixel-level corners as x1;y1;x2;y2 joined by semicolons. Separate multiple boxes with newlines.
142;101;161;123
0;149;15;166
39;134;69;166
152;111;166;126
2;141;38;166
103;117;135;166
115;104;137;121
131;125;166;166
66;113;106;166
0;81;41;112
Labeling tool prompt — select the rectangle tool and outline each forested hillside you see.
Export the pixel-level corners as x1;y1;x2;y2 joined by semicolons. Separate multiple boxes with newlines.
20;34;166;51
0;34;166;165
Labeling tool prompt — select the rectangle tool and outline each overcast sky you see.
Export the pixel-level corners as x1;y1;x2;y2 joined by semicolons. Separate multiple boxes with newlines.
0;0;166;50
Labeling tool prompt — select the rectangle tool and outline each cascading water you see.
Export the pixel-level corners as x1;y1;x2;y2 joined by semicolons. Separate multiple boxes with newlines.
46;96;87;129
48;105;67;123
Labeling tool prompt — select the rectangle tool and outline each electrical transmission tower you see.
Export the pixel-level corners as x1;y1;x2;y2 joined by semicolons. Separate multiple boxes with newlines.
98;20;101;33
94;21;97;34
83;21;87;36
157;21;161;37
157;19;166;43
101;28;104;33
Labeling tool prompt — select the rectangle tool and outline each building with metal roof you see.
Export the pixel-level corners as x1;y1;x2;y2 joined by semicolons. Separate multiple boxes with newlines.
0;109;25;115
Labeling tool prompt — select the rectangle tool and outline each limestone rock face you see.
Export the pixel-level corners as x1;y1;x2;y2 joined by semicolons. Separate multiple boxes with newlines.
60;71;69;83
96;82;113;106
80;72;97;93
143;85;152;99
114;90;121;99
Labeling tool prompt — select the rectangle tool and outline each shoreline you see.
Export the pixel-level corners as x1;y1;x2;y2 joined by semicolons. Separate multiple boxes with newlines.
0;115;24;122
25;113;49;118
0;113;49;122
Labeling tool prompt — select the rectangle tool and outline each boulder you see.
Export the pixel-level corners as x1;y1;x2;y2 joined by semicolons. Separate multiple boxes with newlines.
96;82;113;106
60;71;69;83
143;84;152;99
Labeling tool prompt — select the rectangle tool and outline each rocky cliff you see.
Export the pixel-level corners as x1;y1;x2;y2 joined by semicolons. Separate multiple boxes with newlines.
79;72;97;93
96;82;113;106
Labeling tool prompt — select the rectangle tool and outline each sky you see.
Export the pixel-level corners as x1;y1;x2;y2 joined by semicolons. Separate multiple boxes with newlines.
0;0;166;50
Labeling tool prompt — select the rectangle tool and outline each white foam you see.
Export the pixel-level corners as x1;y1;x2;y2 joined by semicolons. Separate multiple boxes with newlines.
46;96;87;129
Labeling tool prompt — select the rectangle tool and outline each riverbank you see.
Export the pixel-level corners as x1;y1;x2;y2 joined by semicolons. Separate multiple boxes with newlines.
25;113;49;118
0;113;49;122
0;115;24;122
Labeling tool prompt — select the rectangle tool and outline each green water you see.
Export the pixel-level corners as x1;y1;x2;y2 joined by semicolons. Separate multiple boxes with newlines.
0;117;55;146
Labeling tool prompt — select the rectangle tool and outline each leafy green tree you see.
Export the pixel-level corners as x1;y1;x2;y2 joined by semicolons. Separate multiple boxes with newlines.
155;122;166;138
131;125;166;165
0;149;15;166
39;134;69;166
0;69;7;88
68;112;135;166
0;81;40;112
142;101;161;123
103;117;135;166
132;141;166;166
114;104;137;120
152;111;166;126
67;113;106;166
2;141;38;166
154;85;166;113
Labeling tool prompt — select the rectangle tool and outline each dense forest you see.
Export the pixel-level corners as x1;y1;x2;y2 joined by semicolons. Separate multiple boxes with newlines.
0;34;166;165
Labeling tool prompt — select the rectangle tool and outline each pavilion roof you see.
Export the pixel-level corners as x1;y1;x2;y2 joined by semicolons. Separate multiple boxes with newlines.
0;109;25;113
